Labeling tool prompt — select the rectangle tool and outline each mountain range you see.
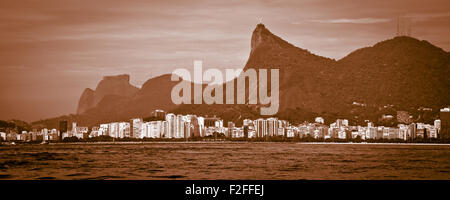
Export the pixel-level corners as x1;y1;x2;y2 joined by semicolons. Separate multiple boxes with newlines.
31;24;450;128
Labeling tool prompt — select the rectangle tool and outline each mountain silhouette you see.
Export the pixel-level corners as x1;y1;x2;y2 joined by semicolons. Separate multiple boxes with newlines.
245;24;340;114
33;24;449;128
336;36;450;110
76;74;139;114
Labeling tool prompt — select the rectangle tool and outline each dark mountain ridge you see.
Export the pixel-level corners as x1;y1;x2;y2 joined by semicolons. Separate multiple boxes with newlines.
336;36;450;110
33;24;449;128
76;74;139;114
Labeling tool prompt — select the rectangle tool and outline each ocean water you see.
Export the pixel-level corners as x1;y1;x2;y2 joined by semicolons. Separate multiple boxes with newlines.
0;142;449;180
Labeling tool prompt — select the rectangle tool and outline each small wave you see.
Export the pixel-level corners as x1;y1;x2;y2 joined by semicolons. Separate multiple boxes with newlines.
37;176;56;180
65;172;90;177
148;169;164;173
87;175;124;180
151;175;186;179
0;174;12;179
0;160;31;169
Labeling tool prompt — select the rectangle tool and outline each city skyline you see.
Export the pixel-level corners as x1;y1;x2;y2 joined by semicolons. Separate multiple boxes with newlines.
1;0;450;121
3;107;448;142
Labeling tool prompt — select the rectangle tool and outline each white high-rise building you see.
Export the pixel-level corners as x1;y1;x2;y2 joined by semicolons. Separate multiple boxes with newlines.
267;118;279;137
99;124;109;136
184;121;191;138
215;120;223;128
434;119;441;130
166;113;176;138
161;121;168;138
176;115;185;138
72;122;77;134
109;122;119;138
255;118;268;138
140;123;148;138
148;121;162;138
131;118;143;138
118;122;129;138
197;117;204;137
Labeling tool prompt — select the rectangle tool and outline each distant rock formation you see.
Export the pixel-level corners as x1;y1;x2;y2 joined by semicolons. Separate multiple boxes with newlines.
37;24;449;128
76;74;139;114
76;88;95;114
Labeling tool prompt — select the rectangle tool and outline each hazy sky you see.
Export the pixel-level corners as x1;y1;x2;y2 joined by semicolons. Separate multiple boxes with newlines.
1;0;449;122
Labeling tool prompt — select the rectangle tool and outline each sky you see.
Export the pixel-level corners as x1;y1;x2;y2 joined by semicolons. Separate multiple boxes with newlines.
0;0;449;122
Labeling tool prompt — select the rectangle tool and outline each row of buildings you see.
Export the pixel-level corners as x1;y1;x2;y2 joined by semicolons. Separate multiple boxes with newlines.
0;122;88;141
295;118;440;140
2;108;449;142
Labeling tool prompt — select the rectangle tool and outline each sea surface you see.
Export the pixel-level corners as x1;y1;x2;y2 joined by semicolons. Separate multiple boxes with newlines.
0;142;449;180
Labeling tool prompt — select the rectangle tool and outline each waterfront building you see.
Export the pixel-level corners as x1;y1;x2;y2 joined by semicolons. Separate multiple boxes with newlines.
166;113;176;138
215;120;223;128
285;127;294;138
130;118;143;138
336;119;349;128
408;123;417;139
99;124;109;137
184;121;191;138
197;117;204;137
338;128;346;139
440;108;450;139
176;114;186;138
59;120;68;140
315;117;324;124
89;126;101;138
227;121;235;138
243;119;253;126
255;118;268;138
243;125;249;138
428;128;437;138
118;122;130;138
267;118;279;137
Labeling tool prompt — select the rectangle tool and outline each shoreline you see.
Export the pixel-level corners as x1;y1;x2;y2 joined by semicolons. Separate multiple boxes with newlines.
2;141;450;146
